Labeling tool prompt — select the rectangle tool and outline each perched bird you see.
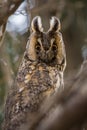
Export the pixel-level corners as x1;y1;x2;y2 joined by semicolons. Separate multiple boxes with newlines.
3;16;66;130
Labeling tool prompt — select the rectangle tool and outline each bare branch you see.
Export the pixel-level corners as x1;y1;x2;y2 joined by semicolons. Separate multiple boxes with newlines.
0;0;24;26
0;23;6;46
0;0;24;45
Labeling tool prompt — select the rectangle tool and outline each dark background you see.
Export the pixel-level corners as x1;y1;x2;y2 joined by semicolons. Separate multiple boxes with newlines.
0;0;87;129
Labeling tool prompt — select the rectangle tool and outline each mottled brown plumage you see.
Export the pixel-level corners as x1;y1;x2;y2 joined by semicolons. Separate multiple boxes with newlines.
3;16;66;130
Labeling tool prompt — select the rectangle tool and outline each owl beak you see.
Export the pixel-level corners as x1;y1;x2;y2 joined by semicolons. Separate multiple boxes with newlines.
44;46;49;51
43;42;50;51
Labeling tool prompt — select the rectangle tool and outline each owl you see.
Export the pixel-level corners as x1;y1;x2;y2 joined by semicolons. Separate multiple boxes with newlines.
3;16;66;130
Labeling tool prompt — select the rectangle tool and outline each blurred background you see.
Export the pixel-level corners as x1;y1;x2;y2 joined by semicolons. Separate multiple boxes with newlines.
0;0;87;129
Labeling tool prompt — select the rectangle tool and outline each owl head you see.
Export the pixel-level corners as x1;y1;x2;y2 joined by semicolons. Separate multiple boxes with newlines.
26;16;66;70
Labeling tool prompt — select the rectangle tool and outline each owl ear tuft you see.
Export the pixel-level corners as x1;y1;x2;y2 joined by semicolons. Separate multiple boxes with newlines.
49;17;61;33
31;16;43;33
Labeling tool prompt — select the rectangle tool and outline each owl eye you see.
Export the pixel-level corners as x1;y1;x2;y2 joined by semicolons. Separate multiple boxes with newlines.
35;42;41;52
52;44;57;51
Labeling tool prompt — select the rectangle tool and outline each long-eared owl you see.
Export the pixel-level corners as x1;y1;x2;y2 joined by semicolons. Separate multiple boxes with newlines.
3;16;66;130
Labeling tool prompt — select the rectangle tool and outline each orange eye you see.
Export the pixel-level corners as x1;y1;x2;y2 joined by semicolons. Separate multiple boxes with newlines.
35;42;41;51
36;45;40;50
52;44;57;51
